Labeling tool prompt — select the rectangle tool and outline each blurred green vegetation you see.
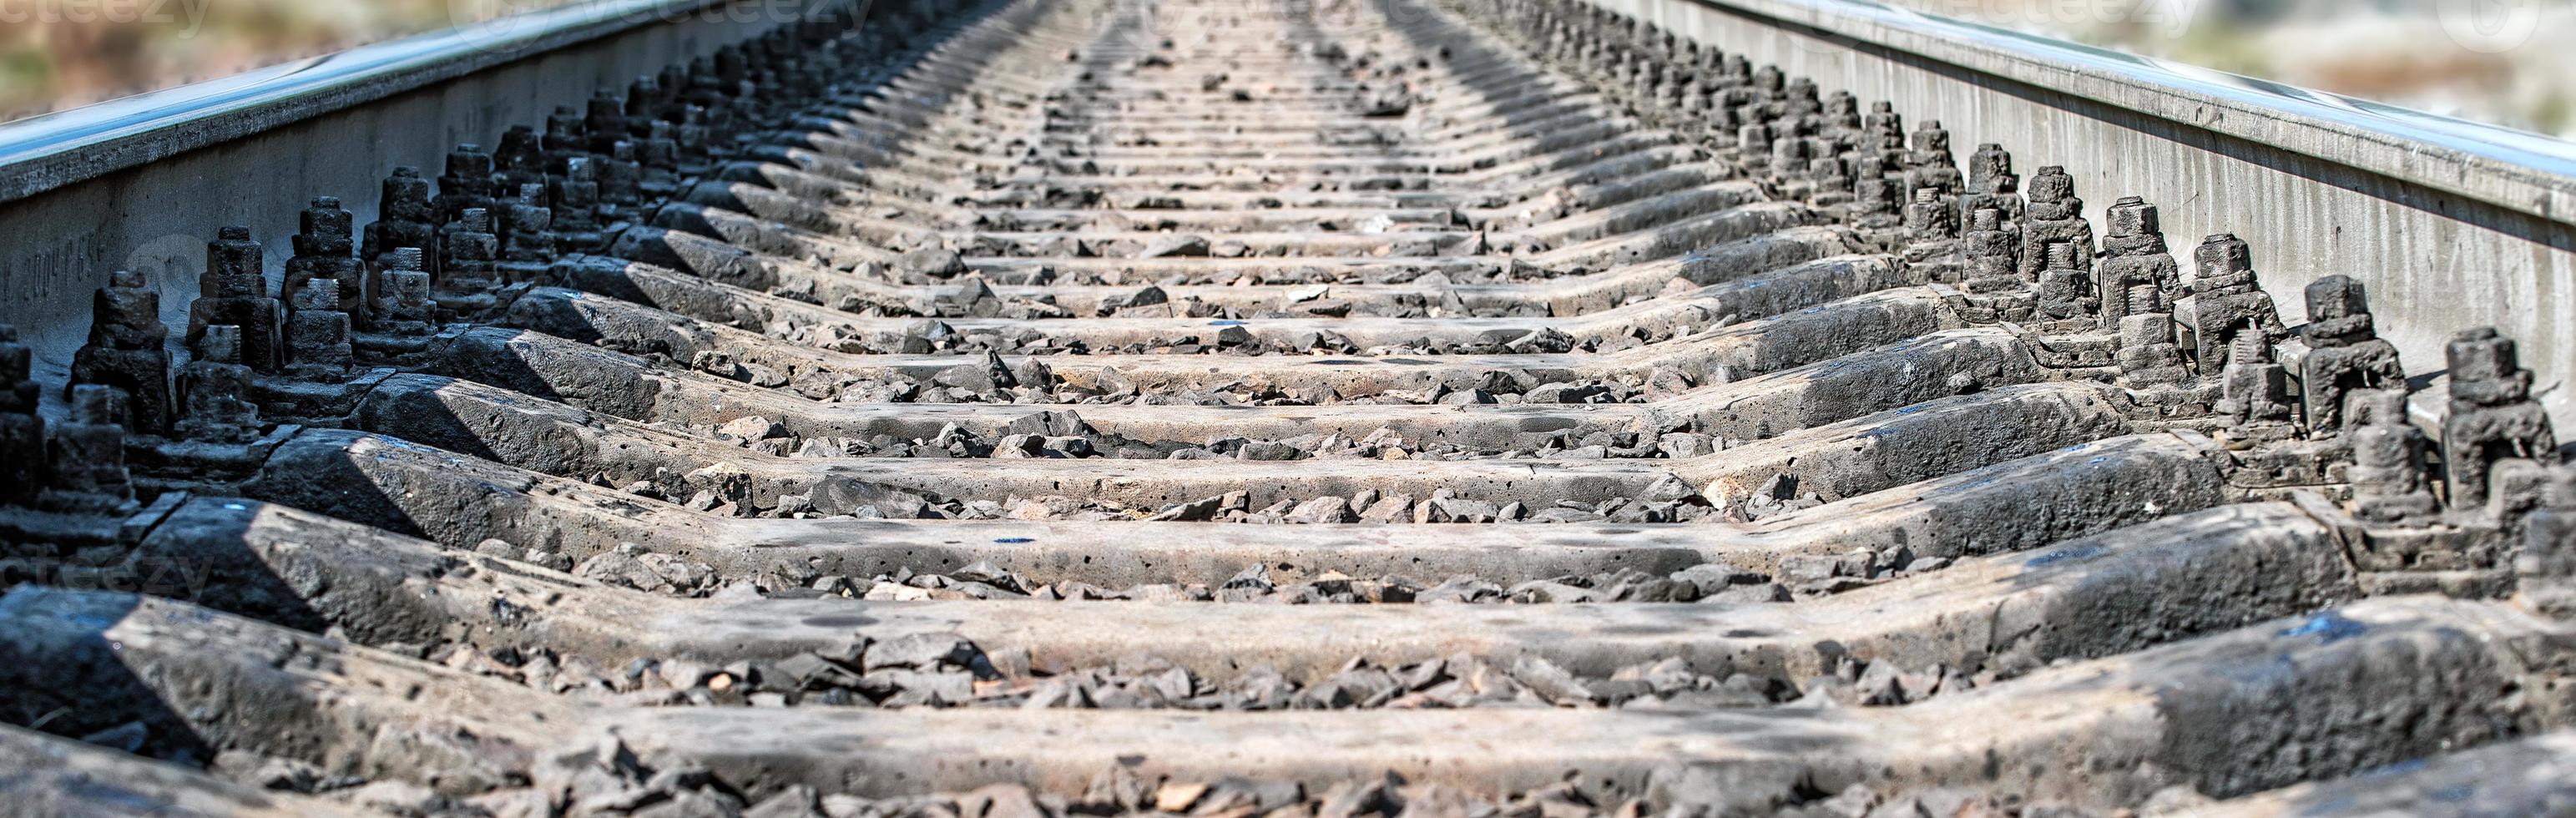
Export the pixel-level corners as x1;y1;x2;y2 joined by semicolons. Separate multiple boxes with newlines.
2163;28;2270;78
1;43;52;109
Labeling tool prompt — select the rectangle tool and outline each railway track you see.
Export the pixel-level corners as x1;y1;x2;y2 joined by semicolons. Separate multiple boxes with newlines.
1;0;2574;814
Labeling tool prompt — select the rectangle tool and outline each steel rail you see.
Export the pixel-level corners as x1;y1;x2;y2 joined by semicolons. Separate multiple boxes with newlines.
1571;0;2576;430
1634;0;2576;225
0;0;851;204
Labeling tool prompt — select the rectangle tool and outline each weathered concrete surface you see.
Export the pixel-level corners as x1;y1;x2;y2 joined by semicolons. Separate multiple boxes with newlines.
2194;730;2576;817
2;585;2551;813
498;284;1955;397
230;426;2222;583
547;245;1909;351
587;220;1853;317
610;598;2563;807
612;502;2366;683
409;321;2038;447
22;495;2361;698
353;371;2129;512
0;723;369;817
1558;0;2576;431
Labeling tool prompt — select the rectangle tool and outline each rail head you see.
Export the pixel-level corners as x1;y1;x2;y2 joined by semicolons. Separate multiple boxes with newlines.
0;0;827;205
1638;0;2576;226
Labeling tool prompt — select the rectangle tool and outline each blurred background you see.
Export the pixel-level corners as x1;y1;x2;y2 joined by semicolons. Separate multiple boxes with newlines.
1884;0;2576;139
5;0;2575;140
1;0;582;122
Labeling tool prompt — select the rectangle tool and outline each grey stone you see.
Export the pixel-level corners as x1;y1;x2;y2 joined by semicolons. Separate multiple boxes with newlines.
1146;497;1225;522
810;477;930;519
1642;473;1705;503
1285;496;1357;524
1705;583;1793;604
1509;655;1598;705
868;668;974;706
1508;579;1597;603
897;247;967;278
1854;660;1909;705
1005;410;1092;438
718;416;786;441
745;785;826;818
1239;441;1303;461
1137;235;1211;258
952;561;1026;593
1671;563;1766;594
1524;382;1612;403
865;633;981;671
